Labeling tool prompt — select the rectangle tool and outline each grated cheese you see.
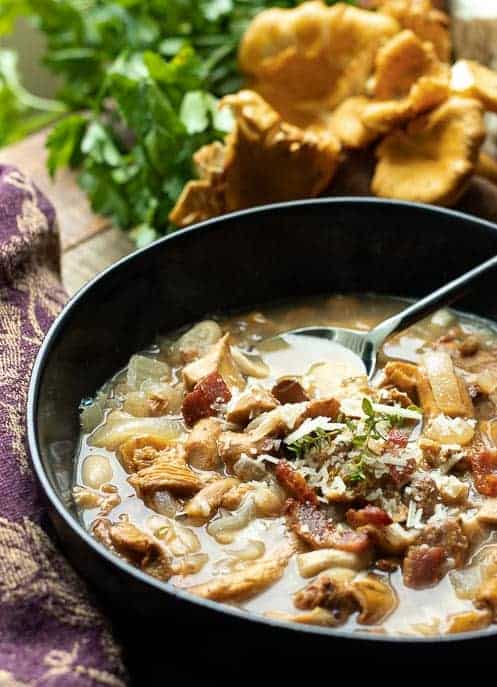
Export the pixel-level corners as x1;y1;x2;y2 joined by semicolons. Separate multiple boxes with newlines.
382;454;409;467
425;415;476;446
428;503;449;524
324;475;347;496
371;402;422;421
256;454;280;465
406;500;424;529
339;398;422;421
278;402;309;429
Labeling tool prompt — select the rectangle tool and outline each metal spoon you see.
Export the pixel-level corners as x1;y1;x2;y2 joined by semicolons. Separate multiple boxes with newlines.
267;254;497;379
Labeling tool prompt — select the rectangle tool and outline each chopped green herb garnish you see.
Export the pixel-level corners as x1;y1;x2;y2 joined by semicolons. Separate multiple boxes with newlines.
347;457;367;483
287;427;340;460
362;397;375;418
342;397;410;485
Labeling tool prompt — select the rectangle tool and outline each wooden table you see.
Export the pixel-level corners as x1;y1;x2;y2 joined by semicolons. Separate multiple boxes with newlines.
0;129;134;295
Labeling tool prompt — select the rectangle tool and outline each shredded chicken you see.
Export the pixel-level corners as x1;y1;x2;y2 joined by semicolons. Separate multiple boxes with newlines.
184;477;239;519
128;456;201;499
117;435;174;473
109;521;171;580
184;417;222;470
182;334;244;392
226;385;279;425
187;557;288;601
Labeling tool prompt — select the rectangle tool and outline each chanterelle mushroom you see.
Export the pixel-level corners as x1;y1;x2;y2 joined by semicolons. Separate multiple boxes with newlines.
349;574;398;625
238;1;399;131
376;0;451;62
367;29;449;124
328;96;378;149
372;96;485;205
372;30;447;102
330;29;449;148
169;90;341;228
451;60;497;115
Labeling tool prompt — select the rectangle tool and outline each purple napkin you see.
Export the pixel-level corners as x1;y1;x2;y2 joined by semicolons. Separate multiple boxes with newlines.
0;165;127;686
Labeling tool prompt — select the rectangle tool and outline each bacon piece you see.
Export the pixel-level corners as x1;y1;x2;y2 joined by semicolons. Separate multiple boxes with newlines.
375;558;400;573
402;544;446;589
275;460;318;505
409;474;438;517
418;518;468;568
470;449;497;497
272;379;309;404
387;428;409;448
346;505;393;528
331;528;371;554
286;499;371;553
388;457;416;488
182;372;231;427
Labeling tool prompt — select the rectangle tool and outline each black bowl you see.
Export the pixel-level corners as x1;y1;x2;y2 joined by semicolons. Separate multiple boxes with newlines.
27;199;497;667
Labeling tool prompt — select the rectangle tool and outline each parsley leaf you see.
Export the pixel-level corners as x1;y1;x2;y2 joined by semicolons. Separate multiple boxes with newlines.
46;113;87;177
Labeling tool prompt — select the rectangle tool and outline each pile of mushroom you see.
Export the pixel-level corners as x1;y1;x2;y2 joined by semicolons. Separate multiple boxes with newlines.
171;0;497;227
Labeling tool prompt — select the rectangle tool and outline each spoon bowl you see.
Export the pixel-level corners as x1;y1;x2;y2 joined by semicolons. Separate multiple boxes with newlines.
276;326;375;376
264;253;497;379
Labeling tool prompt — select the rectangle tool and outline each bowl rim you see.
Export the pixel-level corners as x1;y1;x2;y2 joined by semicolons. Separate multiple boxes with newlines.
27;197;497;644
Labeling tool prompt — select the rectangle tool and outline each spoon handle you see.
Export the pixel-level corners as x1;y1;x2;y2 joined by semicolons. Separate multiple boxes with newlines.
367;253;497;347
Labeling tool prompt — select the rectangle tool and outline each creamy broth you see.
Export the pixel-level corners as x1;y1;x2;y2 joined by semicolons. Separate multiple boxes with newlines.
74;295;497;637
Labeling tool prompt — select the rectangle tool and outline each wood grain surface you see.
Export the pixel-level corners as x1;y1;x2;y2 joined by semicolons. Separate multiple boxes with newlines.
0;128;134;295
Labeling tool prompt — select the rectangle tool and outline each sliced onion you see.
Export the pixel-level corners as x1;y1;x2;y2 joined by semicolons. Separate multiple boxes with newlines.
127;354;170;389
207;497;255;544
172;553;209;576
80;401;105;434
227;539;265;561
231;347;269;378
89;411;184;450
153;518;200;555
176;321;222;360
149;490;180;517
450;567;482;600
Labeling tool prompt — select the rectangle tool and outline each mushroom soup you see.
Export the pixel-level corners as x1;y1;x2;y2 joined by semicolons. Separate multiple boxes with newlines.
74;294;497;636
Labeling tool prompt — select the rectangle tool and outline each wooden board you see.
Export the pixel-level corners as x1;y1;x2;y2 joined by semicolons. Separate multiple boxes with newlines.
0;128;134;295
